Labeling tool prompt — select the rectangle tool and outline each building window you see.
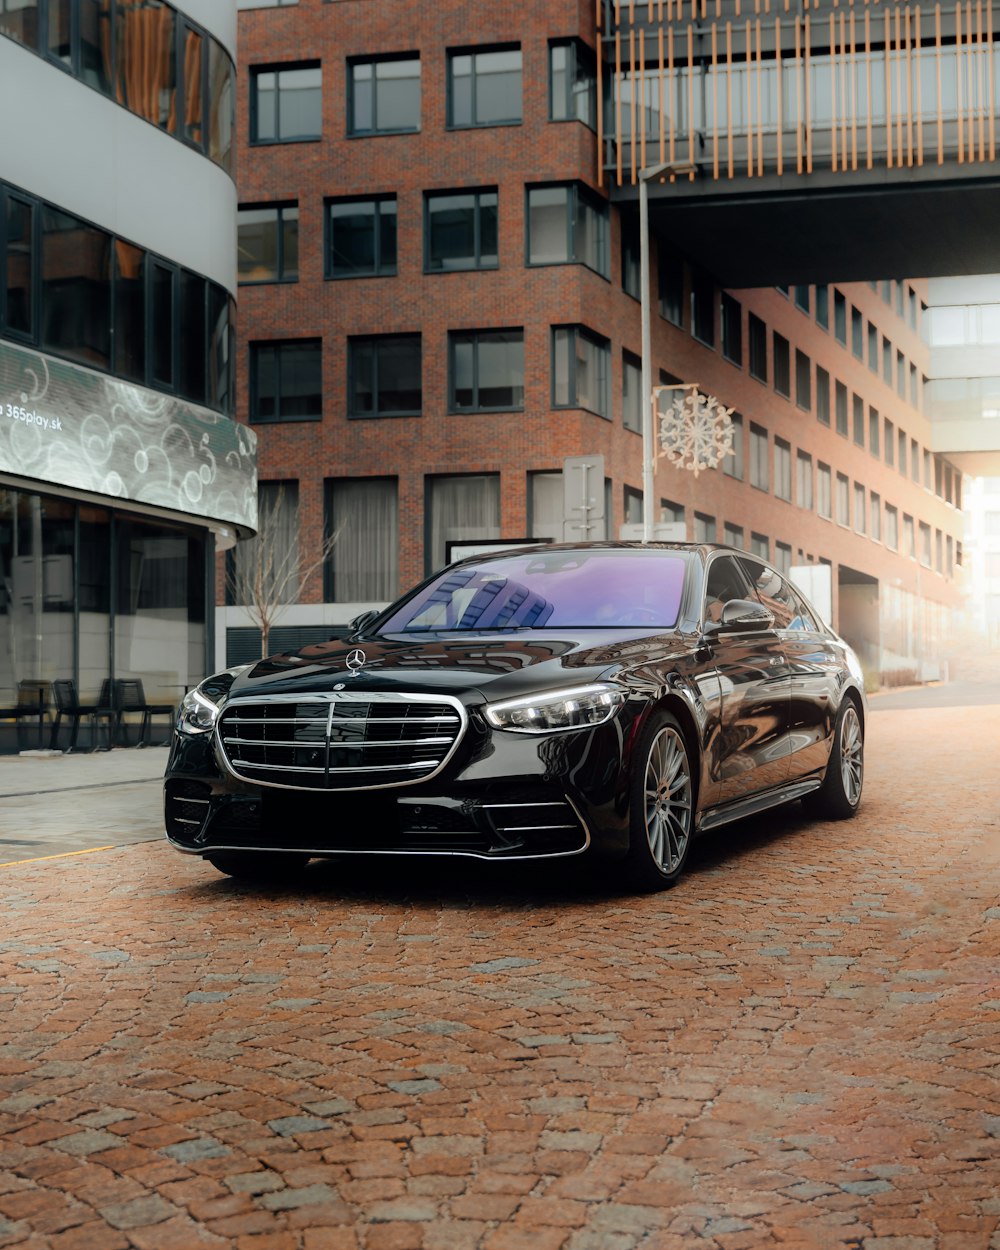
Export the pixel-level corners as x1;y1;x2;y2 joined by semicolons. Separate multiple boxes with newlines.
690;269;715;346
526;183;608;277
425;189;497;272
749;423;768;491
724;522;745;550
897;350;907;398
621;233;640;299
834;289;847;344
903;513;916;558
816;365;830;425
348;334;421;417
794;286;810;314
750;533;769;559
448;45;521;128
854;483;866;533
923;448;932;489
817;463;832;519
622;352;642;433
796;451;813;510
659;254;684;326
528;471;564;543
251;63;321;142
324;477;398;602
748;313;767;382
885;418;895;466
774;438;791;501
552;325;610;418
898;429;907;473
326;196;397;278
851;306;864;358
549;39;596;128
868;321;878;373
869;406;880;457
775;541;792;574
448;330;524;413
795;349;811;410
693;512;716;542
911;363;919;407
3;192;34;337
230;481;299;607
852;393;865;446
426;474;500;573
882;335;893;384
238;203;298;283
910;438;920;482
250;339;322;422
349;55;420;135
885;503;899;549
773;332;790;397
721;293;742;364
723;412;744;480
624;485;644;525
834;380;848;436
870;491;882;541
836;472;850;526
41;204;111;372
815;283;829;329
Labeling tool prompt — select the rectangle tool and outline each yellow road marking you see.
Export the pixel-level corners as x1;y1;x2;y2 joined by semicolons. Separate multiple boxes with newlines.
0;845;117;867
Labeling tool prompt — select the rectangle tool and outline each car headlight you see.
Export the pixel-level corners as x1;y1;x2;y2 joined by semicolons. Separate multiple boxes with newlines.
484;684;626;734
176;687;222;736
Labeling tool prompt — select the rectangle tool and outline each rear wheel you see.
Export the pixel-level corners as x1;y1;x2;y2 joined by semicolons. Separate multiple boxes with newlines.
206;850;310;881
802;698;864;820
622;711;695;892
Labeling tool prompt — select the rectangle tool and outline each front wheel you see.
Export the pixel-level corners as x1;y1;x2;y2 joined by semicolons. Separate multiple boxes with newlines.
206;850;310;881
622;711;695;892
803;698;864;820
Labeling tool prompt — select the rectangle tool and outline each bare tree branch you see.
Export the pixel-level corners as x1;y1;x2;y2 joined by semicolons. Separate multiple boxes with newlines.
225;486;340;658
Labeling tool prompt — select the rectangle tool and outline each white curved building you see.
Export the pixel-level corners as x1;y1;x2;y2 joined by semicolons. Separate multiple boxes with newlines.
0;0;253;747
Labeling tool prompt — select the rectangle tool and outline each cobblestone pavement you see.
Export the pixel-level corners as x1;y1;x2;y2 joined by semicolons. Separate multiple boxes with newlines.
0;701;998;1250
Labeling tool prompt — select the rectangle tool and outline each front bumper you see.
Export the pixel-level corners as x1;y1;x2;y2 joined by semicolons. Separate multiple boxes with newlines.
164;705;640;863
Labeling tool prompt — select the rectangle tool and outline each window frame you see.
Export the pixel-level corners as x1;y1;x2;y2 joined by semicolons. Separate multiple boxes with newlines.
237;201;299;285
347;333;422;419
551;324;611;419
424;187;498;273
347;53;421;137
325;194;398;279
449;328;525;414
249;337;323;424
251;61;322;144
447;43;522;129
548;37;597;129
525;181;609;278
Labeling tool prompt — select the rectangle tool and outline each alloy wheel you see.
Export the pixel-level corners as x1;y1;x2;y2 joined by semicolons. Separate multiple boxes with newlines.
643;726;693;874
839;704;864;807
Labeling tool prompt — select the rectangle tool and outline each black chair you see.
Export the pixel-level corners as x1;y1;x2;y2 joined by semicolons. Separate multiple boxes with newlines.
0;680;51;749
114;679;175;747
49;679;115;752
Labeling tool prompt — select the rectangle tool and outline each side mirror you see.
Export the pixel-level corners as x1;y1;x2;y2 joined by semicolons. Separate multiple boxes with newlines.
716;599;774;633
348;609;378;636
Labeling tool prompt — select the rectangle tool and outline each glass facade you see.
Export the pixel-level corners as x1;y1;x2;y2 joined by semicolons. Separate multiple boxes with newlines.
0;486;208;751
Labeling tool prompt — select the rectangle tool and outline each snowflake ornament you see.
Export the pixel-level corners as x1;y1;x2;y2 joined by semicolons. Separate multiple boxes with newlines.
656;388;735;477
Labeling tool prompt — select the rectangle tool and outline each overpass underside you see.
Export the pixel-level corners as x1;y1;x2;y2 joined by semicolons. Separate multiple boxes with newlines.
599;0;1000;286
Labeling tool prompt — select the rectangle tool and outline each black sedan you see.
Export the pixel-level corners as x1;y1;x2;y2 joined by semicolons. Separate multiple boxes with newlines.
164;543;866;891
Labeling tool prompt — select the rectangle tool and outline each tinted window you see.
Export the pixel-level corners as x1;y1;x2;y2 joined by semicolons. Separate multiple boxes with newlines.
449;46;521;127
382;551;689;631
736;557;797;629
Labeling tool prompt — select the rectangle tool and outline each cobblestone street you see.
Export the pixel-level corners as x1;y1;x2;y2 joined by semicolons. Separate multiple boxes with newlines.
0;697;998;1250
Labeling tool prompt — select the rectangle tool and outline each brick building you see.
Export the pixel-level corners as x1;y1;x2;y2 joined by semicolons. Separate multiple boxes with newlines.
228;0;968;685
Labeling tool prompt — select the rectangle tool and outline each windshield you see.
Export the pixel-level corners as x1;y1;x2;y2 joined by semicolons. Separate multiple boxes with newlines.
379;551;689;632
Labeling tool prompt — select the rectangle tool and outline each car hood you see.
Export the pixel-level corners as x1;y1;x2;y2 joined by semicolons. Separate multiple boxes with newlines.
225;630;690;704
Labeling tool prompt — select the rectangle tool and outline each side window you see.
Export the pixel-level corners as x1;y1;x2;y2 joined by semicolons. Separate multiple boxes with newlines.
785;584;820;632
736;557;795;629
703;555;751;624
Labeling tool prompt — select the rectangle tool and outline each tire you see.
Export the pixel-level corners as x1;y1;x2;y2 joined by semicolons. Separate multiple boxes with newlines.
622;711;695;892
802;697;864;820
206;850;310;881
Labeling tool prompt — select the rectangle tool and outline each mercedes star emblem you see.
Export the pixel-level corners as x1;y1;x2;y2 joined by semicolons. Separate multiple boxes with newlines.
345;649;366;675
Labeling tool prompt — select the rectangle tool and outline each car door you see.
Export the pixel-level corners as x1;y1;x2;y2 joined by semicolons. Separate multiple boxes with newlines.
736;557;834;784
699;554;791;808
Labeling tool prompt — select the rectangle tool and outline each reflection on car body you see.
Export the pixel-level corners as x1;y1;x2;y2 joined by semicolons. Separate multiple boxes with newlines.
164;542;867;891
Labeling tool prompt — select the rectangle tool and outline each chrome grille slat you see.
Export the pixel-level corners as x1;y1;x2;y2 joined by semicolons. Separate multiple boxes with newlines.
218;690;467;792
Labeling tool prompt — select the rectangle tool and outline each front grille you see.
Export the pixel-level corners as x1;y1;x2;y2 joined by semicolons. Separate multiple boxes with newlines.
217;691;467;791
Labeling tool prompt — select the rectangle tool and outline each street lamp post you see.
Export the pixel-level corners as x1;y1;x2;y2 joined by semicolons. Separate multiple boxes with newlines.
638;160;695;541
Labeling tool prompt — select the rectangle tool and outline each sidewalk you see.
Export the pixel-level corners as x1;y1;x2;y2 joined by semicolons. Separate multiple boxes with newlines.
0;746;166;864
